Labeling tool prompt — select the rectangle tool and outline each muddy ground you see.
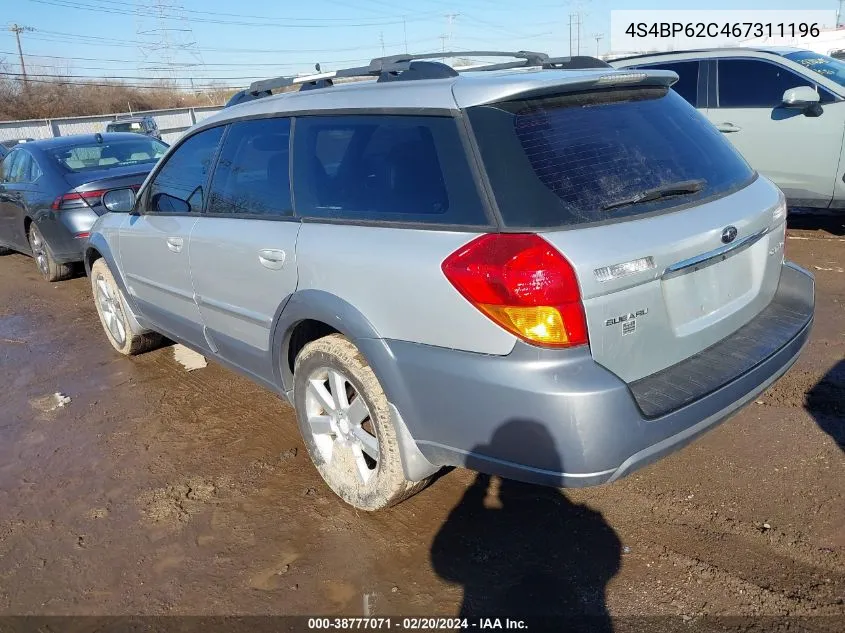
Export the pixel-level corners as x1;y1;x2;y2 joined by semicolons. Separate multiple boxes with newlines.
0;218;843;627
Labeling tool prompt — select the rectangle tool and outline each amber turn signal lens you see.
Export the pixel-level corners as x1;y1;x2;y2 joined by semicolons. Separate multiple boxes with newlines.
480;305;569;346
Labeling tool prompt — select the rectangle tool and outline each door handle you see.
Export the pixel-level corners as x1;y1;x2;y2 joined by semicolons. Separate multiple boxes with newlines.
166;236;183;253
716;122;741;133
258;248;286;270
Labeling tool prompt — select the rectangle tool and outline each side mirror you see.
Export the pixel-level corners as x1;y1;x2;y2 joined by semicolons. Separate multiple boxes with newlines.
102;188;136;213
782;86;820;108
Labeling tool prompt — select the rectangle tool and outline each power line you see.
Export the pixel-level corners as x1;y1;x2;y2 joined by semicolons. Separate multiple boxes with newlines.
0;70;265;81
0;50;377;69
68;0;444;23
0;74;241;89
7;29;432;55
26;0;438;29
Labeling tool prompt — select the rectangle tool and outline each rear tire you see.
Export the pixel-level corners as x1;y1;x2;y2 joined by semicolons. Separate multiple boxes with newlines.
28;223;72;282
293;334;428;510
91;258;163;355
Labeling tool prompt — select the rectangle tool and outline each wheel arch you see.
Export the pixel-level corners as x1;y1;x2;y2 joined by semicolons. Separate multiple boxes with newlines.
84;234;149;335
271;289;383;396
270;288;439;482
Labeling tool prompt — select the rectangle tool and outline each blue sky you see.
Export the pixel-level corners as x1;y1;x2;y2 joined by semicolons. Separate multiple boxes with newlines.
0;0;839;88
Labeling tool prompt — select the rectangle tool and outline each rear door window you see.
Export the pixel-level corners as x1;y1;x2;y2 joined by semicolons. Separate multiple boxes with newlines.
207;117;292;217
146;126;224;214
468;87;755;228
717;59;820;107
292;115;488;225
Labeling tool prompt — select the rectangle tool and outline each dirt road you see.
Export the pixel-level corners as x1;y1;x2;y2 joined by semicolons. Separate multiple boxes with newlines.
0;218;843;627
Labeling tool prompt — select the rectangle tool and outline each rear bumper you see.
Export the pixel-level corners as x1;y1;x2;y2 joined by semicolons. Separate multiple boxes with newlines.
359;261;814;487
38;208;99;263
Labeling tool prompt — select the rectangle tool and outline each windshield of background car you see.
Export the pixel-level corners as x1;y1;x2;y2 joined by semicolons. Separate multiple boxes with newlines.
468;87;755;228
107;122;143;132
783;51;845;89
49;138;167;172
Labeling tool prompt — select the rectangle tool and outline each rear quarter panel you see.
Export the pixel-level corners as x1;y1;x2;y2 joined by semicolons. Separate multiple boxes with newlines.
295;223;517;355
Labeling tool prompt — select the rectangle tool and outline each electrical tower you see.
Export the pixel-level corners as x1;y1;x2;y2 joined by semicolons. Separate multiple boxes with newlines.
568;13;582;57
134;0;207;89
440;13;459;56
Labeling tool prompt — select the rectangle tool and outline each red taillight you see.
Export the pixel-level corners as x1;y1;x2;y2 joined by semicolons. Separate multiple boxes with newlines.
51;189;109;211
441;233;589;347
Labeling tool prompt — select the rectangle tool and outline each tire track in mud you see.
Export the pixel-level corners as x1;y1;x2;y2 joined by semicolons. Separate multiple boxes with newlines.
580;487;845;613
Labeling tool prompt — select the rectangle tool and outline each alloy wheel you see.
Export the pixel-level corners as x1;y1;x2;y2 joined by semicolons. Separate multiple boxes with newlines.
95;274;127;347
304;367;379;483
29;228;49;278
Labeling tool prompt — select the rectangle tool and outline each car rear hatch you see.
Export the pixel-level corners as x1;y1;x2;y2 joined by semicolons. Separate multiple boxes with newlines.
465;70;788;384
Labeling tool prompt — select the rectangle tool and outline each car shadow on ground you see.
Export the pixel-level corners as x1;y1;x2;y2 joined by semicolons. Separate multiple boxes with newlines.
787;213;845;237
806;359;845;452
430;420;621;631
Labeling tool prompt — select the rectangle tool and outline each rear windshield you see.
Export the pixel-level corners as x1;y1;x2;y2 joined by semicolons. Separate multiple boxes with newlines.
107;122;143;132
49;138;167;172
468;87;755;228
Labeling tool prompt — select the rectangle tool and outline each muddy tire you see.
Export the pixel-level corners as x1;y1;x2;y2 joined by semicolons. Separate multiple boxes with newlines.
293;334;428;510
91;259;163;355
28;223;73;282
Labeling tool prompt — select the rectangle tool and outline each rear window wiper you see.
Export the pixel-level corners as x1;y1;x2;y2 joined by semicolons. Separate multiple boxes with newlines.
601;179;706;211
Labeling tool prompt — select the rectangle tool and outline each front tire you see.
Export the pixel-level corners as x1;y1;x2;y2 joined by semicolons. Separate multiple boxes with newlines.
91;259;163;355
293;334;428;510
28;223;72;282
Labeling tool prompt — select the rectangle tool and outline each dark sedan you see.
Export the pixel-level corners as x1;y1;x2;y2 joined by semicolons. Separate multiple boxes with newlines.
0;133;167;281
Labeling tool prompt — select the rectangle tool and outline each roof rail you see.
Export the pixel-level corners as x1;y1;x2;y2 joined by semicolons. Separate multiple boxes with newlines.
224;51;611;107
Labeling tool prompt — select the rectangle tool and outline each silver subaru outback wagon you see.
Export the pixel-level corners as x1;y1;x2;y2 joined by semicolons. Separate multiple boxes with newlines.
84;52;815;510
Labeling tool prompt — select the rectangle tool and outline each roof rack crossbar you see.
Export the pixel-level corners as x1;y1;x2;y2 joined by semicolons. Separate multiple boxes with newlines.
369;50;550;69
247;54;474;94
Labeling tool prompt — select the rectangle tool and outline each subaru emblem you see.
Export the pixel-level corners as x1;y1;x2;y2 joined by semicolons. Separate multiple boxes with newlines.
721;226;738;244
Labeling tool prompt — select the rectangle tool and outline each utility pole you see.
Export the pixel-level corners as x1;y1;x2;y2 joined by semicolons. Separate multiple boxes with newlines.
8;24;34;86
403;16;408;53
576;13;581;56
567;13;582;56
379;31;385;57
594;33;603;58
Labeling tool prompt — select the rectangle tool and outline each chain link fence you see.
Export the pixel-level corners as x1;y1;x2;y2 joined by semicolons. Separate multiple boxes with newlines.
0;105;223;146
